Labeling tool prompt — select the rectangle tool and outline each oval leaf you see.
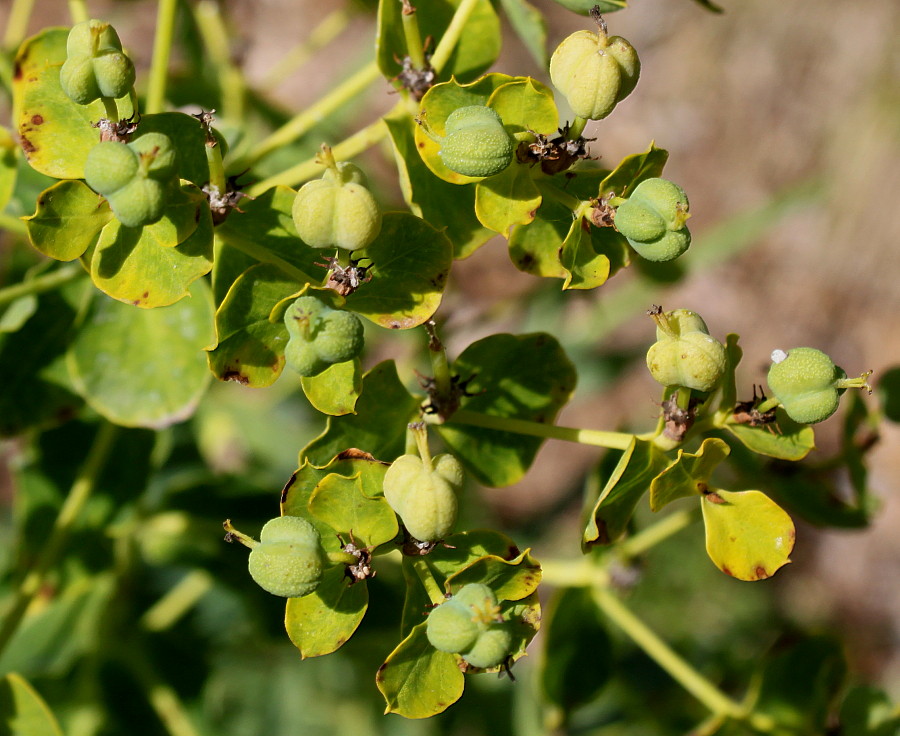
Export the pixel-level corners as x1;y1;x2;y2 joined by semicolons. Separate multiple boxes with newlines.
649;437;731;512
300;358;362;416
0;673;63;736
474;163;542;237
24;180;112;261
725;410;816;461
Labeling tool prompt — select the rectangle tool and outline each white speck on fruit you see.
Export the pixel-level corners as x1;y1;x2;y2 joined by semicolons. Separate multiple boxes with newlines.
771;349;788;364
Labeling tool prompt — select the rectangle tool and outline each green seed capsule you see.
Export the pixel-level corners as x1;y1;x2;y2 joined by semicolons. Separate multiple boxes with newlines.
426;600;483;654
461;625;512;669
615;178;691;262
433;106;514;179
106;178;167;228
247;516;324;598
283;295;365;377
646;308;726;393
59;20;135;105
549;27;640;121
383;452;463;542
766;347;849;424
84;141;139;196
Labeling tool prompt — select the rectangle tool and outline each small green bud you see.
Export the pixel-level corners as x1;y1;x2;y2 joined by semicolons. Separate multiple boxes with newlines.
429;106;514;179
646;308;726;393
59;20;135;105
247;516;324;598
766;347;870;424
292;161;382;252
549;23;640;121
282;295;365;377
614;178;691;262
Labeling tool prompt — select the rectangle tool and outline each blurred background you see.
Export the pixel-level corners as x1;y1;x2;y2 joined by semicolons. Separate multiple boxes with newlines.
1;0;898;733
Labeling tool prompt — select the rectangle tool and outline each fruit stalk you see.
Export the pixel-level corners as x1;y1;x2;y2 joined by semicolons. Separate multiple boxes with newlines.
400;0;428;71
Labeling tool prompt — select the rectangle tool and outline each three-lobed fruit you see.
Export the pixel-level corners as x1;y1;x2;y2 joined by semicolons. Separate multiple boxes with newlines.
432;106;514;179
383;451;463;542
425;584;512;669
292;162;382;251
83;132;178;228
614;178;691;262
646;308;726;393
766;347;852;424
59;19;135;105
247;516;325;598
549;25;639;121
283;295;364;377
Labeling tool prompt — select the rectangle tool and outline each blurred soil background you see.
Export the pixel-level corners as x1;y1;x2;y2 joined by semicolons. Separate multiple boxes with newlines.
2;0;899;706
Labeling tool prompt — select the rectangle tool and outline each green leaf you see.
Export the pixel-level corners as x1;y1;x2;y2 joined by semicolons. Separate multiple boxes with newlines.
839;686;900;736
559;216;610;289
539;587;612;715
0;295;38;333
207;263;302;387
301;361;420;466
215;185;327;284
649;437;731;511
440;333;577;487
308;463;398;549
0;673;63;736
280;461;343;552
385;111;494;260
876;365;900;423
0;126;17;211
498;0;548;68
66;280;214;428
284;566;368;658
445;548;542;602
0;281;85;437
126;182;203;248
89;188;212;308
701;488;795;580
345;212;452;329
12;28;135;180
300;359;362;416
547;0;627;15
474;162;541;237
375;622;465;718
583;439;670;548
725;409;815;461
486;77;559;141
428;529;526;580
376;0;501;84
599;143;669;198
750;635;847;732
24;179;113;261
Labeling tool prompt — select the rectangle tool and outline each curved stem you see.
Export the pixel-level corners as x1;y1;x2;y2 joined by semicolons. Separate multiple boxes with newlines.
448;409;634;450
0;422;118;660
0;264;84;307
213;232;316;284
238;60;381;170
145;0;179;114
429;0;480;74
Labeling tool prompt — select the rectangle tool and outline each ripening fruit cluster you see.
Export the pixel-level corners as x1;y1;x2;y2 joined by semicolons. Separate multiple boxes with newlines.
247;516;325;598
646;308;726;393
282;294;364;377
383;449;463;542
59;19;135;105
83;133;178;227
614;178;692;262
292;161;382;252
426;584;513;669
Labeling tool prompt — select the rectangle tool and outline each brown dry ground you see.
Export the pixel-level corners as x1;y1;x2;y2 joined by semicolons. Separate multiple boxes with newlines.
3;0;899;694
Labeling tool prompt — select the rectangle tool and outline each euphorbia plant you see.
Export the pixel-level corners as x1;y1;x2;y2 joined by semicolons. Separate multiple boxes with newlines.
0;0;896;733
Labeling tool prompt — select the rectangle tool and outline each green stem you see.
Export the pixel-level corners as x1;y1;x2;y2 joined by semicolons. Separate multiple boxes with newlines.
615;507;698;560
400;0;427;70
567;115;588;140
140;569;214;632
193;0;245;121
410;423;432;470
676;386;692;412
535;178;586;215
429;0;480;74
261;8;351;92
125;645;204;736
327;551;359;566
539;558;607;588
101;96;119;122
0;264;85;307
213;232;317;284
145;0;179;114
67;0;88;25
411;558;445;605
2;0;35;50
0;422;118;660
205;137;226;194
0;212;28;237
238;60;381;170
222;519;258;549
756;397;780;414
424;321;452;402
449;409;634;450
247;111;393;195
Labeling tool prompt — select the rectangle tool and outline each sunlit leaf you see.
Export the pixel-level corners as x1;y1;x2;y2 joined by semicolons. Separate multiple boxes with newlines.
649;437;731;511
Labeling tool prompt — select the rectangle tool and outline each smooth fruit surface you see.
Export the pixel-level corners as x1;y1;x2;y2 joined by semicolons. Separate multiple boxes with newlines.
292;174;381;252
84;141;139;195
425;600;482;654
247;516;324;598
107;178;166;228
59;20;135;104
383;453;463;542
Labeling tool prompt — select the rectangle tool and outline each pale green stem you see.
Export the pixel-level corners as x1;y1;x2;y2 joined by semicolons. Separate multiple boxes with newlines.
261;8;351;92
535;178;585;214
411;558;445;605
140;569;214;632
126;648;204;736
221;519;258;549
68;0;88;24
0;212;29;237
214;232;317;284
101;96;119;121
0;264;84;307
591;584;775;731
205;138;226;194
676;385;692;412
448;409;634;450
193;0;245;121
2;0;35;50
247;112;393;195
239;60;381;170
327;551;359;566
429;0;480;73
756;397;780;414
145;0;179;114
615;507;698;560
424;321;452;402
410;423;432;470
539;558;607;587
400;0;427;70
0;422;118;659
567;116;588;139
